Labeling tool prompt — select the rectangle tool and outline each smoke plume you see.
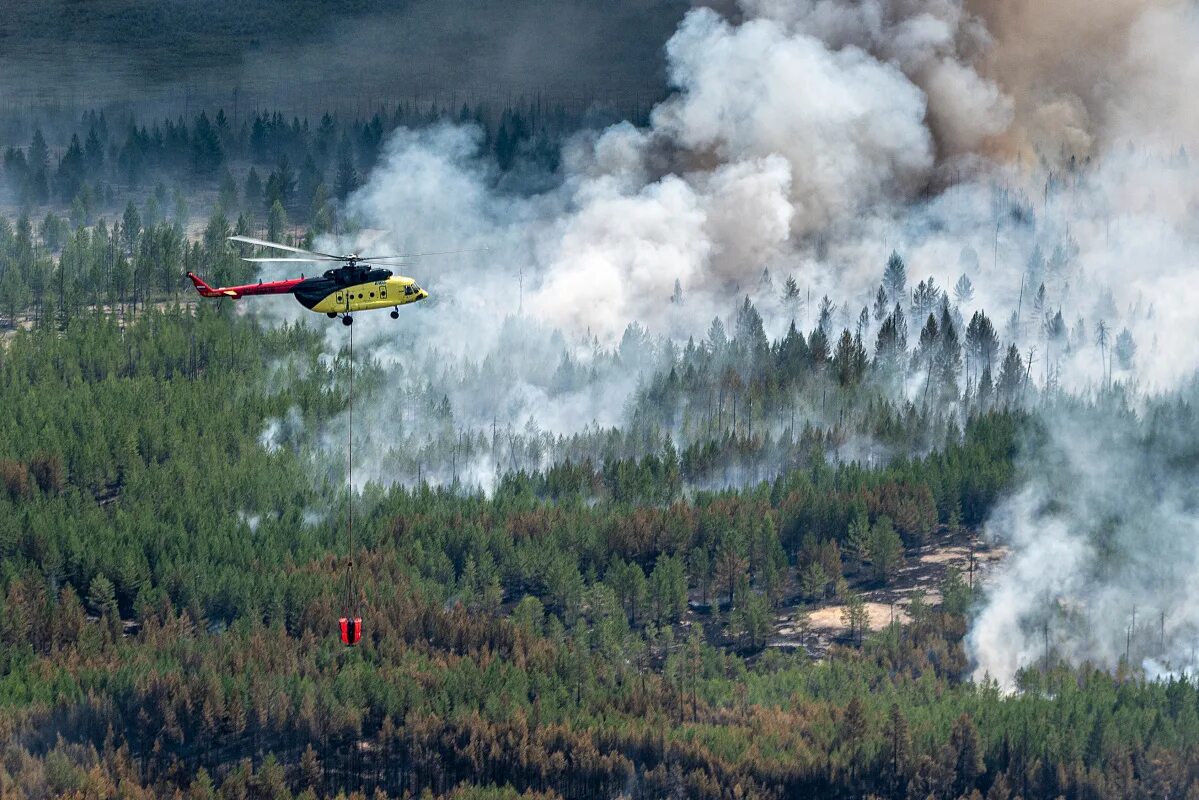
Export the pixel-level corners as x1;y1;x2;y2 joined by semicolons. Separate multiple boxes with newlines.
249;0;1199;681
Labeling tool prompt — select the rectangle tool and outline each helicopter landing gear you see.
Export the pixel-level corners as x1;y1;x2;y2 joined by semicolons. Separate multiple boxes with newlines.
390;309;399;319
327;312;337;318
342;315;353;326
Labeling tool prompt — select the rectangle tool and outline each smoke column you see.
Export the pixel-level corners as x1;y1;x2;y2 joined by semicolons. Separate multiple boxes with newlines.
252;0;1199;682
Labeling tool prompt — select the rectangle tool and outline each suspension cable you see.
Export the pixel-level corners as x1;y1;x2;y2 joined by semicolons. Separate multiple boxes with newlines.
344;321;355;615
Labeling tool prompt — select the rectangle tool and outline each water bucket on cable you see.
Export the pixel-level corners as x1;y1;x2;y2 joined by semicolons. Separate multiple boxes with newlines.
339;616;362;646
338;324;364;648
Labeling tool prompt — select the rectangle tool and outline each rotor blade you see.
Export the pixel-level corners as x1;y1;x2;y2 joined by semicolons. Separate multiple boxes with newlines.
360;247;491;261
227;235;344;260
241;256;341;263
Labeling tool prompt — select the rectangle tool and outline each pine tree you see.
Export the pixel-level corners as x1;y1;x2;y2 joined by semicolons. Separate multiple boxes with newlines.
839;697;868;785
781;274;800;317
883;251;907;302
841;592;868;644
801;561;829;601
1115;328;1136;371
707;316;728;353
965;311;1000;380
834;330;862;387
264;157;296;213
267;200;288;243
808;326;830;366
190;111;223;177
937;306;962;402
689;547;711;605
56;134;86;202
953;274;975;305
84;125;104;173
310;184;332;236
1095;319;1110;385
911;277;941;321
874;308;907;382
735;297;769;354
817;295;835;333
121;202;140;254
335;136;358;200
884;703;912;796
873;285;889;321
947;712;986;796
846;511;871;570
298;154;323;219
869;517;904;582
27;127;50;204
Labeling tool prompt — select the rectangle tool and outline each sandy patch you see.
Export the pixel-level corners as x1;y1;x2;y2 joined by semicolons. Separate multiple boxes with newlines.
802;601;908;633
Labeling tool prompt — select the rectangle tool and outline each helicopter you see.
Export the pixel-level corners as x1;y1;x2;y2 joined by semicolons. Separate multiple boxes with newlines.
187;235;443;325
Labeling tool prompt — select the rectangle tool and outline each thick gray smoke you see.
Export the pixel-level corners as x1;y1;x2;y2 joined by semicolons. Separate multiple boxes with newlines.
311;0;1199;380
252;0;1199;681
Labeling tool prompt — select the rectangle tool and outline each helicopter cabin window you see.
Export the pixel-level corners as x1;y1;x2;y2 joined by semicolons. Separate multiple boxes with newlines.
336;294;343;303
370;292;375;298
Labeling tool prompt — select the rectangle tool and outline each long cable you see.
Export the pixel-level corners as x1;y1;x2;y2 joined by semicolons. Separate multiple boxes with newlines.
345;320;354;615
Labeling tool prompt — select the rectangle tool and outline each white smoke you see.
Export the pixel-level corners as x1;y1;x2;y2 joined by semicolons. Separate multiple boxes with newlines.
239;0;1199;683
333;4;952;344
327;0;1199;363
969;395;1199;688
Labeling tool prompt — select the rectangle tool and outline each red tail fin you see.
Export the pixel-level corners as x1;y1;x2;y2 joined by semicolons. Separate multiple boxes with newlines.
187;272;233;298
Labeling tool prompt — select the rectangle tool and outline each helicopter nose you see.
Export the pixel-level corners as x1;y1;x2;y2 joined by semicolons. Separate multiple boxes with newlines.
417;289;429;301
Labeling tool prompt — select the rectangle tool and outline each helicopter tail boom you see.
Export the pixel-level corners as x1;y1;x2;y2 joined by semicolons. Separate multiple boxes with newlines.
188;272;306;299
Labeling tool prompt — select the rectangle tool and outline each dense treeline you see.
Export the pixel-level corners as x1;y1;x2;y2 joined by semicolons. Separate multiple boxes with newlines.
0;303;1016;655
0;206;259;327
0;99;596;232
0;304;1193;799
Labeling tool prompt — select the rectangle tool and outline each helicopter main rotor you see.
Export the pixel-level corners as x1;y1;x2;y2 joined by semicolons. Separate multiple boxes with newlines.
228;235;483;270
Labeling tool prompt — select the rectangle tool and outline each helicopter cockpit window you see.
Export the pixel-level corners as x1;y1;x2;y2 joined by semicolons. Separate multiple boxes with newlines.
404;285;414;296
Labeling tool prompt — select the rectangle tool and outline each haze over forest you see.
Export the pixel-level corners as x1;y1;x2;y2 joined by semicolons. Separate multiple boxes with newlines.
0;0;690;116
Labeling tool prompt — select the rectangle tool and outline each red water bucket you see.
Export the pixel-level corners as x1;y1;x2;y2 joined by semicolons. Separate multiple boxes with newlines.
339;616;362;646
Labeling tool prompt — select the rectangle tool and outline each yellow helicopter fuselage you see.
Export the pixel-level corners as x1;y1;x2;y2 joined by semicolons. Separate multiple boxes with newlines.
310;276;428;314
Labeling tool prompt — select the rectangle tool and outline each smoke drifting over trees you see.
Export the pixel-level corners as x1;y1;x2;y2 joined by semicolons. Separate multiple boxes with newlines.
257;0;1199;685
5;2;1199;796
972;392;1199;687
3;0;1197;726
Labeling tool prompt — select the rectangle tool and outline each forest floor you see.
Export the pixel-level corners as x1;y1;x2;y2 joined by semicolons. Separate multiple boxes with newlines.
770;527;1007;658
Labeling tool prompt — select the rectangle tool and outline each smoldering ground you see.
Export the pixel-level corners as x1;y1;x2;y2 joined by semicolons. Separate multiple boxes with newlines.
249;0;1199;681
